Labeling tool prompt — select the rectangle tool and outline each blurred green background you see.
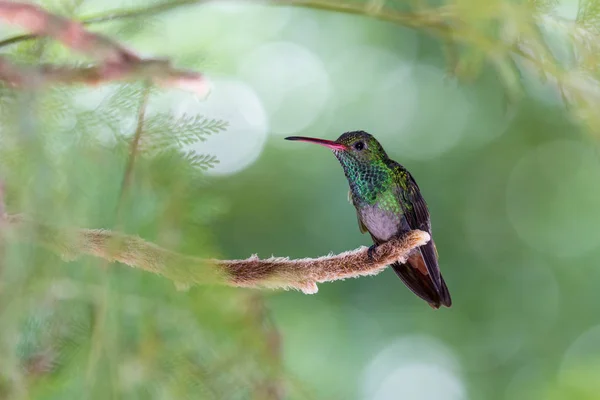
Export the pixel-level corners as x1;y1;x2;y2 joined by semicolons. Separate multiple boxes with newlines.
1;0;600;399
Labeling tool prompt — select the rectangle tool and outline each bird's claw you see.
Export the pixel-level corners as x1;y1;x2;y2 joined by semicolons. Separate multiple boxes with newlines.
367;244;379;262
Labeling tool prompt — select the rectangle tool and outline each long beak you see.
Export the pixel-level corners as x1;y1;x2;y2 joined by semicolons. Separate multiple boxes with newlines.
285;136;347;151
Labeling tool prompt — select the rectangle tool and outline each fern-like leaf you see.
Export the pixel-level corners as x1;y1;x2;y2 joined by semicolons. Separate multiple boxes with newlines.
180;151;219;171
143;113;228;151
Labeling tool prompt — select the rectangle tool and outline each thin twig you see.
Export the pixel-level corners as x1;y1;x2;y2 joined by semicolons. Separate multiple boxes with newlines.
0;1;138;63
0;56;207;93
117;83;151;210
0;0;567;99
82;0;201;24
0;213;430;294
0;1;453;50
0;0;203;48
0;2;209;96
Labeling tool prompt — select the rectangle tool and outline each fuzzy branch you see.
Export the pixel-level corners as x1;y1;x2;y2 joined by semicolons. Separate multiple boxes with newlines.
0;213;429;294
0;1;208;95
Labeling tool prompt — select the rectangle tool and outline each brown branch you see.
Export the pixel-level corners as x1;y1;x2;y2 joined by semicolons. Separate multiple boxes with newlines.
0;2;209;96
0;1;138;63
117;83;151;212
0;57;207;93
0;0;202;48
0;214;430;294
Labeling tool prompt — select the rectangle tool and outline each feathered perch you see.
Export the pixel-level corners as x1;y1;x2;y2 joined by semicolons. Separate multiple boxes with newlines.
0;214;429;294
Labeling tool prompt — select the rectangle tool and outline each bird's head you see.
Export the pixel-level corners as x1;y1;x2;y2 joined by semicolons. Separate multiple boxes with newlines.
285;130;388;166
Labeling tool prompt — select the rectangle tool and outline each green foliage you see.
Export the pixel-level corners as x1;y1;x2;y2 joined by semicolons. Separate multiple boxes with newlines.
43;0;86;17
2;0;600;399
577;0;600;34
143;113;228;153
180;151;220;171
34;0;598;134
0;78;279;397
0;1;273;396
528;0;558;13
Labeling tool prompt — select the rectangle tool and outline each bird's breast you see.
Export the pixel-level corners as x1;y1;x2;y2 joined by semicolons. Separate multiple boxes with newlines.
359;205;402;242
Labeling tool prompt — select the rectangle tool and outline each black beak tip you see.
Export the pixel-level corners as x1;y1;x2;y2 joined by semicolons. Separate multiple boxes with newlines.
285;136;300;141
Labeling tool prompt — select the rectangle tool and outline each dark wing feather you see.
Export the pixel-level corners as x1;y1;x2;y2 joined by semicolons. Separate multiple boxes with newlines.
390;261;450;308
390;161;443;290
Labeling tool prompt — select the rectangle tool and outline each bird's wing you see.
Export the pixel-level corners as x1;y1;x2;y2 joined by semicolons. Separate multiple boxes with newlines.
348;190;368;234
389;260;451;308
390;161;442;290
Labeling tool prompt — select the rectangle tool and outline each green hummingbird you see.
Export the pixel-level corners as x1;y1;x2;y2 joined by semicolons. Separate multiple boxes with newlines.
286;131;451;308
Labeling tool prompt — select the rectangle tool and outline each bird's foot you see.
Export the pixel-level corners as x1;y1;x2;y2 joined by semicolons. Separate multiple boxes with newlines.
367;244;379;262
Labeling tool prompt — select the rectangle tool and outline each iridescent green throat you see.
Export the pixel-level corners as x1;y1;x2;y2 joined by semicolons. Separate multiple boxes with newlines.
335;153;394;206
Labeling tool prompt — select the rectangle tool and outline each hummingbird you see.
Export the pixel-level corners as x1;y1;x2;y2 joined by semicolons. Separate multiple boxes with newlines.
285;131;451;308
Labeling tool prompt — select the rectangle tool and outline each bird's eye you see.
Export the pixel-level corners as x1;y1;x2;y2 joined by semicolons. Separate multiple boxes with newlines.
354;141;365;151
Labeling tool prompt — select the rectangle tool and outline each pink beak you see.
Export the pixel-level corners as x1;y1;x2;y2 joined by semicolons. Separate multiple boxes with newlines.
285;136;347;151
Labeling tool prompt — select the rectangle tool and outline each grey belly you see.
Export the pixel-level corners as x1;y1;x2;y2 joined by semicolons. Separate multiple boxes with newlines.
360;205;402;242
